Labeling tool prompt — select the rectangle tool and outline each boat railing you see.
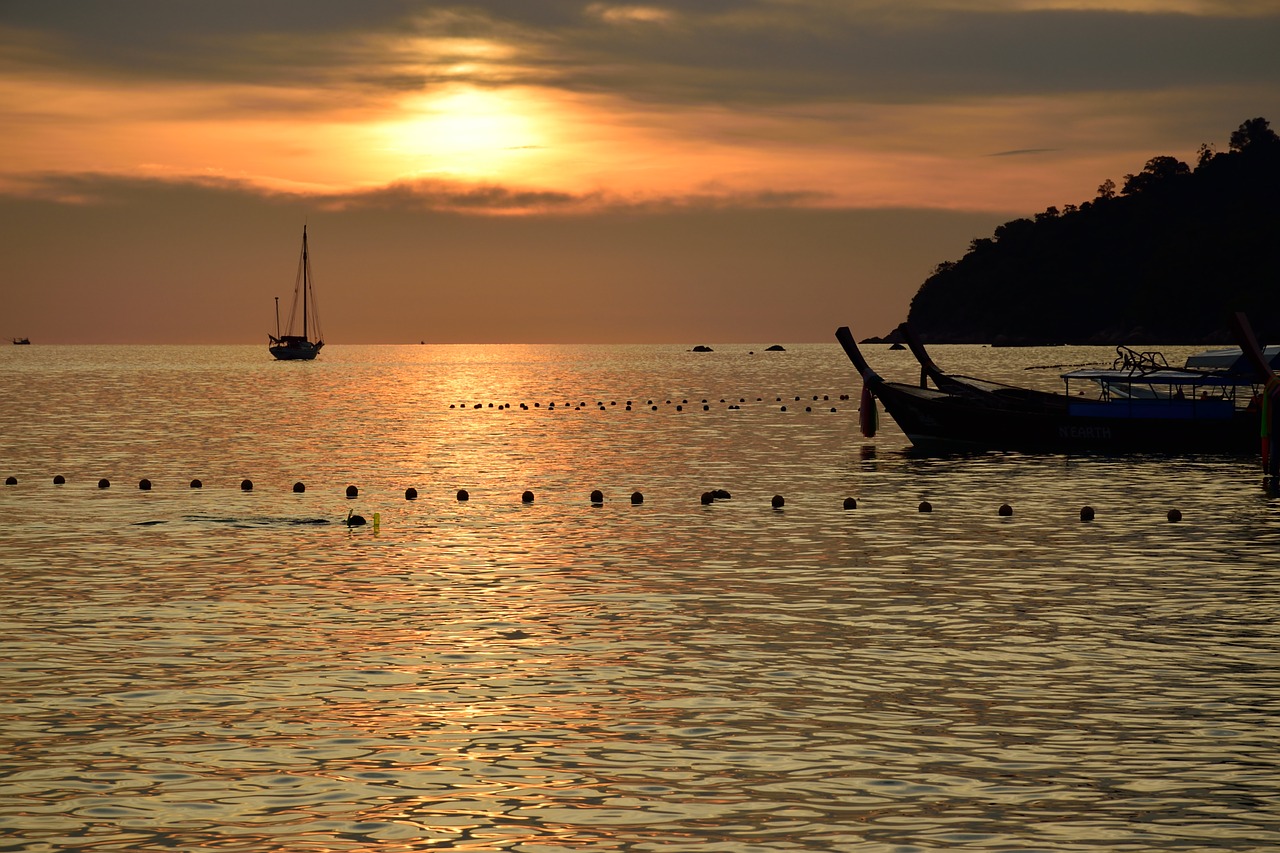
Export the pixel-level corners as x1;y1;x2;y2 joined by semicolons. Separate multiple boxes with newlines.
1111;345;1170;373
1066;371;1263;413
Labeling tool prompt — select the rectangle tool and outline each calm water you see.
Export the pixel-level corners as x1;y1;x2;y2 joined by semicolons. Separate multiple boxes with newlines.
1;343;1277;852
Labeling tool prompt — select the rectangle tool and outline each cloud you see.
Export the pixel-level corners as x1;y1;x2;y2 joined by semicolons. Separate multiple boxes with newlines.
3;169;827;217
3;1;1277;107
989;148;1060;156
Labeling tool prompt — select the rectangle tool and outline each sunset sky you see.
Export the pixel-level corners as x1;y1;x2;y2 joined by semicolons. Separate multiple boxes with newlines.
2;1;1277;344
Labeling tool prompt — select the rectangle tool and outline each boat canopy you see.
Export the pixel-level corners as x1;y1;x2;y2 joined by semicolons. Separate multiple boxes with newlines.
1184;345;1280;371
1061;368;1264;388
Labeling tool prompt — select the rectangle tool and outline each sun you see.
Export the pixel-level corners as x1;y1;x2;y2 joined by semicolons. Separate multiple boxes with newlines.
379;86;545;180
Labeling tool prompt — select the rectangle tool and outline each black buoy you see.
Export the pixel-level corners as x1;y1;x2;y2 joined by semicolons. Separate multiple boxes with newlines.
190;478;202;489
405;487;418;500
4;476;15;485
998;503;1013;517
701;491;714;505
139;479;152;491
771;494;785;508
54;475;66;485
630;491;643;505
843;497;857;510
590;489;604;504
457;489;469;501
918;500;933;513
521;490;534;503
98;478;110;489
293;481;305;493
346;485;358;498
1167;508;1182;523
1080;506;1095;522
241;479;253;491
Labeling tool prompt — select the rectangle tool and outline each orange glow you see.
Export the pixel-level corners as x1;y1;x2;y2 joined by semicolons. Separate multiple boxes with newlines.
0;62;1180;213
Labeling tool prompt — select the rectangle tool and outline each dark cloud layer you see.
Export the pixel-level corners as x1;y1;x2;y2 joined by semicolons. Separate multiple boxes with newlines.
4;1;1278;107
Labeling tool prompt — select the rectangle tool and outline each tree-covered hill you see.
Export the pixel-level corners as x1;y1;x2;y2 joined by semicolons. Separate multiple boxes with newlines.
904;117;1280;345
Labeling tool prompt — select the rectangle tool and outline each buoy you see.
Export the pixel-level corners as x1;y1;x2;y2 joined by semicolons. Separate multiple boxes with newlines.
998;503;1013;516
590;489;604;504
457;489;469;501
4;476;15;485
54;475;66;485
98;478;110;489
405;487;418;500
771;494;785;508
918;500;932;512
781;405;787;411
373;512;380;531
346;485;358;498
1167;509;1182;522
139;479;152;491
843;497;857;509
293;482;305;493
630;491;643;505
859;384;878;438
241;479;253;491
701;491;714;505
1080;506;1095;522
522;490;534;503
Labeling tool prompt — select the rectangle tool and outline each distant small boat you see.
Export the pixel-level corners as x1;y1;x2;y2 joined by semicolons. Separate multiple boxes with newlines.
269;226;324;361
12;337;30;345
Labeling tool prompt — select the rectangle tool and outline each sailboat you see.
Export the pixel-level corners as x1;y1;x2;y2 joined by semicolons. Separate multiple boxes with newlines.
269;226;325;360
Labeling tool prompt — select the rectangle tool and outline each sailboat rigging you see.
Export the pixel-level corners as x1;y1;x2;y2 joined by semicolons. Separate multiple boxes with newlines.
269;226;325;360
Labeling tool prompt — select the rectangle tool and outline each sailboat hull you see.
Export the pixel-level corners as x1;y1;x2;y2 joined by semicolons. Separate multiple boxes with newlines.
269;338;323;361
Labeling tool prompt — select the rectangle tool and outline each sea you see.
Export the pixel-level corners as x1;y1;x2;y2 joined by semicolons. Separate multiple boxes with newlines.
1;342;1277;853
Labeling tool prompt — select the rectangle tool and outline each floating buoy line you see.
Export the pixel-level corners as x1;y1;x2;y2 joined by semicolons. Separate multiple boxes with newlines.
1;474;1189;524
449;393;850;414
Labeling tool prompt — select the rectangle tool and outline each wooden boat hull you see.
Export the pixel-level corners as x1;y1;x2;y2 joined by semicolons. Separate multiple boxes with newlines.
836;326;1261;455
867;378;1257;453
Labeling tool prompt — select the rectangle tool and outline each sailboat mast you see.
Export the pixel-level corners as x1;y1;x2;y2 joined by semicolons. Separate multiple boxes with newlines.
301;226;309;342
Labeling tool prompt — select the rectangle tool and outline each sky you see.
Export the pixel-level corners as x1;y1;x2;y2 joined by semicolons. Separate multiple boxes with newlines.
1;1;1277;344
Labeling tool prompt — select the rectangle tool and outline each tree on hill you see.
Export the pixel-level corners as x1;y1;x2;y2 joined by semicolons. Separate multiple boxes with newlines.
905;117;1280;345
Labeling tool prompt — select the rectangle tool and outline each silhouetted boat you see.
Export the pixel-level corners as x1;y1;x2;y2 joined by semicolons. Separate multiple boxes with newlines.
12;338;30;345
269;226;324;361
836;315;1277;455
